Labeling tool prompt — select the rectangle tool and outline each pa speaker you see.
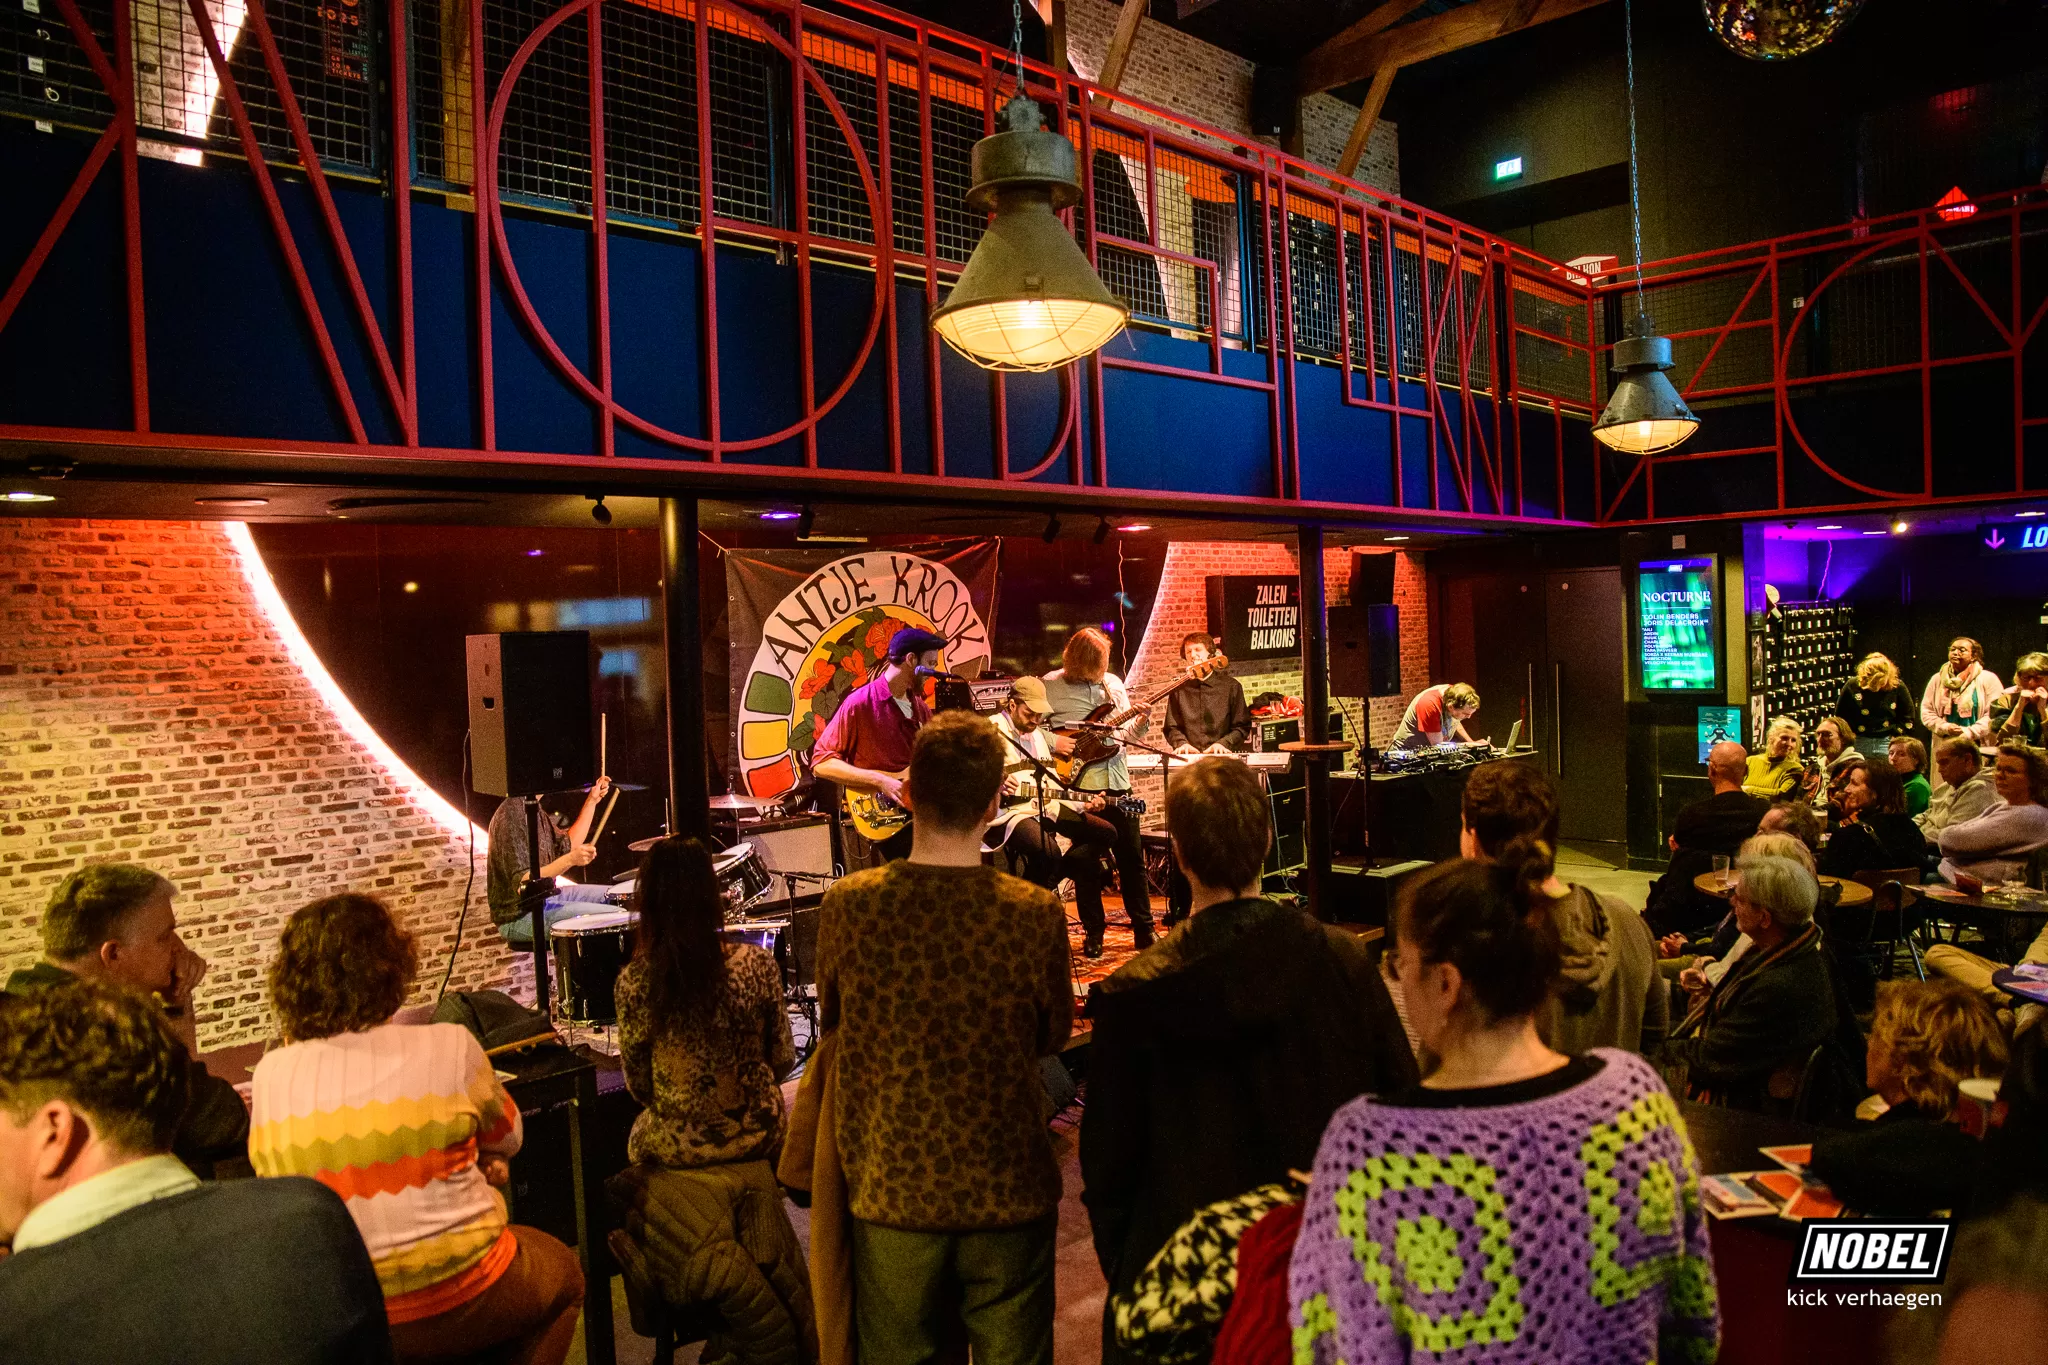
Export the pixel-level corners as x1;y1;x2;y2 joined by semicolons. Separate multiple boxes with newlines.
1350;550;1396;605
1249;64;1295;137
1263;787;1306;875
1367;603;1402;697
466;632;595;797
1328;605;1369;699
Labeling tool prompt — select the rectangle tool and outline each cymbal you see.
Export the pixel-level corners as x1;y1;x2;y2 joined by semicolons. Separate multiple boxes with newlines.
710;794;772;811
626;836;663;853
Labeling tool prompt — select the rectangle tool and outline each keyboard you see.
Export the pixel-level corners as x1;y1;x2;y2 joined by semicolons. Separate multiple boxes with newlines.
1124;751;1294;772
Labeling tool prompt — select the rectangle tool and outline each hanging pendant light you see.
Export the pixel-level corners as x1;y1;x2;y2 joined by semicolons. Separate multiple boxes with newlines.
930;93;1130;373
1592;0;1700;457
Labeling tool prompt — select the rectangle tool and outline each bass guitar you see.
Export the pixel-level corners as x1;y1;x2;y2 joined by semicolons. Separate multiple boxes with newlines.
1050;653;1230;785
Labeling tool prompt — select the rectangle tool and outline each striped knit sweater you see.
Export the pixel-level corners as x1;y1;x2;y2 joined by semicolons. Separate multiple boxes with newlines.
249;1022;524;1323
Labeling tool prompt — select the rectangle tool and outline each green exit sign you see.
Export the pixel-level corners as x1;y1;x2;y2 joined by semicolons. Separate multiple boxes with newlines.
1495;156;1524;181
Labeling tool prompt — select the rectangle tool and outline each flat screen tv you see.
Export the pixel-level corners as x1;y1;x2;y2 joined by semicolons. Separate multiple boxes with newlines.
1636;556;1720;693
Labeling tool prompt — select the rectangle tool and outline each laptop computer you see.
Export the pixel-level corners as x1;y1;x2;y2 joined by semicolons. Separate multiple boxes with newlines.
1497;719;1523;754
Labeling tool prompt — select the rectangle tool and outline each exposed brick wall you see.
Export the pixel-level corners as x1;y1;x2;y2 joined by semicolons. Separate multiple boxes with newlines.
1063;0;1400;196
0;520;522;1050
1126;541;1431;751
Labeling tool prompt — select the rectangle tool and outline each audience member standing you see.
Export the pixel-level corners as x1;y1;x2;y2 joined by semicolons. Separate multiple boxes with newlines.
1664;851;1837;1115
1923;637;2002;745
4;864;247;1173
249;895;584;1365
1646;741;1769;937
816;711;1073;1365
1938;744;2048;886
1289;849;1718;1364
1081;758;1415;1365
1743;717;1806;798
1920;738;2000;846
1460;762;1667;1053
0;980;393;1363
614;836;796;1169
1837;652;1918;742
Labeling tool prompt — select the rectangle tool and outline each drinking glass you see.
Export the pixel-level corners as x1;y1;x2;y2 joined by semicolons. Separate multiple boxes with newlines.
1712;853;1732;887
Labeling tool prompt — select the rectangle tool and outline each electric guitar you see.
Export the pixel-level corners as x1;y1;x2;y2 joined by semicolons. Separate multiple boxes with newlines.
842;771;912;843
1050;653;1230;784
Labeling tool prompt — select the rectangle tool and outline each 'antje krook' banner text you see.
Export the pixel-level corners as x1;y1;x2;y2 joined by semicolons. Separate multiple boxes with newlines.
725;541;998;798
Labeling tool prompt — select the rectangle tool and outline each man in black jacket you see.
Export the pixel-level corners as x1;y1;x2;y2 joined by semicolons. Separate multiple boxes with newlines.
1644;742;1769;938
0;978;392;1363
1079;758;1416;1365
3;864;247;1174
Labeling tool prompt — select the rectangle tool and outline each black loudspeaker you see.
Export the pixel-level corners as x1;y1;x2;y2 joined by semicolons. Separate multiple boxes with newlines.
1367;603;1402;697
1249;64;1295;137
466;632;595;797
1350;550;1397;605
1329;605;1369;699
1263;787;1306;874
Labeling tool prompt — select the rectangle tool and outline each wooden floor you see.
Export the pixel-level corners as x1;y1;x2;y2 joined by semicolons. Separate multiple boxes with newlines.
1059;892;1156;1044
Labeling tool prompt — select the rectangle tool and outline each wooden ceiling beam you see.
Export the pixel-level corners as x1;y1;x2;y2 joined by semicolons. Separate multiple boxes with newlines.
1335;59;1398;179
1092;0;1149;110
1298;0;1613;97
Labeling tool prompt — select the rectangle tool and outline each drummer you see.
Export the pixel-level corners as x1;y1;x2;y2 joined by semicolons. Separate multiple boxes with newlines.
486;776;615;946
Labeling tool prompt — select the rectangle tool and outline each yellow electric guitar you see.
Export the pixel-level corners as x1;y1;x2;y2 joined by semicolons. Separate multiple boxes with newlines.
841;771;912;843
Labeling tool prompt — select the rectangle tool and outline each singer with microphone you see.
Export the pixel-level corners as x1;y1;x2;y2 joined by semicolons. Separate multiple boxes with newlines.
813;626;947;862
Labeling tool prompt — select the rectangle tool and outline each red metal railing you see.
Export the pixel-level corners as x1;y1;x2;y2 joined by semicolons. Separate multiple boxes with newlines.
1589;184;2048;522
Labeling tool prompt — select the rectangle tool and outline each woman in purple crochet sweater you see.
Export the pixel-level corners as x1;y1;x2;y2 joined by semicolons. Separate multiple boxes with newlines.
1289;841;1719;1364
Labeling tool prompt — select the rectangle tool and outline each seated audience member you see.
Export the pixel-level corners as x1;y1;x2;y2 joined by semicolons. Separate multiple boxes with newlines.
1758;799;1824;860
989;675;1122;955
486;776;614;945
1664;850;1837;1114
1924;636;2004;745
1460;761;1667;1052
1809;980;2005;1218
1289;849;1718;1364
3;864;246;1172
1992;653;2048;747
249;895;584;1365
1837;652;1918;743
1081;758;1416;1365
1645;740;1769;938
1821;760;1929;880
1887;1197;2048;1364
1938;744;2048;886
1670;832;1817;1003
817;711;1073;1365
615;836;796;1168
1804;715;1865;808
1890;735;1932;817
1920;736;2000;845
1743;716;1806;798
0;980;393;1363
1927;917;2048;1038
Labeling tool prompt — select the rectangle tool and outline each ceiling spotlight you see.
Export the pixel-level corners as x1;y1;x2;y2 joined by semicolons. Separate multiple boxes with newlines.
1861;530;1887;536
760;509;801;522
796;505;815;538
526;548;544;557
1115;522;1151;533
589;495;612;526
4;491;56;503
1041;512;1061;543
1815;524;1843;530
1384;534;1411;542
2017;511;2045;518
1093;517;1110;545
1891;520;1909;534
194;496;270;508
403;581;419;594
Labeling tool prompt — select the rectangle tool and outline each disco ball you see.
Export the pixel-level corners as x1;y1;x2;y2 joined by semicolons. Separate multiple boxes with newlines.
1702;0;1868;60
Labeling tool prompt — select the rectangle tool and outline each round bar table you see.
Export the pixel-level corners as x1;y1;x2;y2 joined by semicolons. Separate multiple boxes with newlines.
1693;871;1873;908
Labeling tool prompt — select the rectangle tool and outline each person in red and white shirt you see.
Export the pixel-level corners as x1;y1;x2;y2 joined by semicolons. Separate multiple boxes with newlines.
1388;681;1480;752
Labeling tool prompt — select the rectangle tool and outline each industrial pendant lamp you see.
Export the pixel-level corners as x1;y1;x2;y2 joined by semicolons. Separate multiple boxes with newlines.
1592;0;1699;457
929;2;1128;372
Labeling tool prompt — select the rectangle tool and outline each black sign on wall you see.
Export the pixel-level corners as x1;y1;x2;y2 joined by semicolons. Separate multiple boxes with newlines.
1206;575;1301;660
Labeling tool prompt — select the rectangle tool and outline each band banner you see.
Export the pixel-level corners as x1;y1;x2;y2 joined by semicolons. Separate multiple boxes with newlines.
724;540;999;798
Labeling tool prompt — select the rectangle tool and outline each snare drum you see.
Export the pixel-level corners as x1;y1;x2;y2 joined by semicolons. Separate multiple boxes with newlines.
604;877;636;907
549;909;637;1025
714;842;774;918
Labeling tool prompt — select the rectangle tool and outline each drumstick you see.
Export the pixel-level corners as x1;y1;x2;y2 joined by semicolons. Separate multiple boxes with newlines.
588;787;621;846
599;714;607;780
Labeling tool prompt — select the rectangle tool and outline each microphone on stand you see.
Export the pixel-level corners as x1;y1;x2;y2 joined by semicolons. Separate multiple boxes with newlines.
914;665;964;681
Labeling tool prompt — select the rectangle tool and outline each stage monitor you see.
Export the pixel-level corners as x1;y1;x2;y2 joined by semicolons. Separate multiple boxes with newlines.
1635;556;1721;693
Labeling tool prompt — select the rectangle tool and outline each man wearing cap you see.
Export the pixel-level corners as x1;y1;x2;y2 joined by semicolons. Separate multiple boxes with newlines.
814;626;946;862
989;677;1123;956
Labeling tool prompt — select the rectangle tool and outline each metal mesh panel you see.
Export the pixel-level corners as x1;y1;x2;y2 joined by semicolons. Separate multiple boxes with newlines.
1511;276;1591;405
803;37;877;244
927;86;980;263
3;0;119;132
706;19;776;226
885;79;922;256
1388;233;1425;378
485;0;589;206
1626;268;1776;398
406;0;445;182
600;0;698;225
1285;206;1342;360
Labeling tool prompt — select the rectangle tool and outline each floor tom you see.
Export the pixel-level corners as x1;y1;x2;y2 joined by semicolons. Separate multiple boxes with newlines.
549;909;636;1025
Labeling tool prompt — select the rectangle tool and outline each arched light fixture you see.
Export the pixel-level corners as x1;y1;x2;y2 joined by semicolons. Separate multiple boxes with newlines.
1593;0;1699;457
929;0;1128;377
